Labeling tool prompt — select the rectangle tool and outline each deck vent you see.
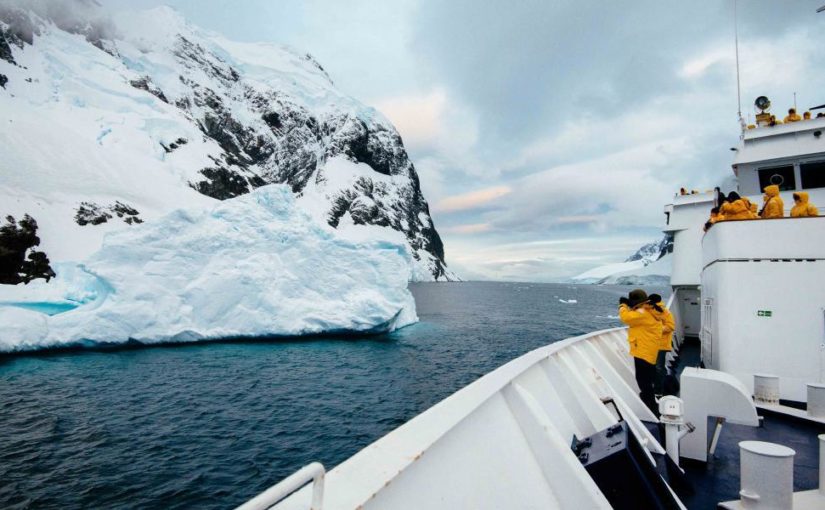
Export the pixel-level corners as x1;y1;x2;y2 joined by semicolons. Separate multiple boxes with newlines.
754;374;780;405
807;383;825;418
737;441;795;509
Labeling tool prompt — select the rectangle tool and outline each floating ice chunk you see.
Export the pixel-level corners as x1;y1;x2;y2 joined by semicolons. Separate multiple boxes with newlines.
0;185;417;352
558;299;578;304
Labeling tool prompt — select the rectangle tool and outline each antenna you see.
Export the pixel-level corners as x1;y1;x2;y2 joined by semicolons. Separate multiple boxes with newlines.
794;92;797;111
734;0;744;129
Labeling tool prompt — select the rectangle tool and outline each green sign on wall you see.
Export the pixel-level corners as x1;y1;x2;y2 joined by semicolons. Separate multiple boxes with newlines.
757;310;773;317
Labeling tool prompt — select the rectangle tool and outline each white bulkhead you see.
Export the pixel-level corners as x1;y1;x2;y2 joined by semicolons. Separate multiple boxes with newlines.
700;217;825;402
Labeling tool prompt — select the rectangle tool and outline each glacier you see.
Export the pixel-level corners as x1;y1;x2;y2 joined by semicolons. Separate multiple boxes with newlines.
0;185;417;352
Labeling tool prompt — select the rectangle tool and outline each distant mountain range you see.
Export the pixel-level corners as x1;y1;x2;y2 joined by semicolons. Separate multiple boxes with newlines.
0;2;455;281
572;235;672;285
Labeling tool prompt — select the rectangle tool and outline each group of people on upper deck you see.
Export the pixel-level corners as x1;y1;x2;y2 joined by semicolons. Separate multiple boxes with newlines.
752;107;825;128
703;184;819;231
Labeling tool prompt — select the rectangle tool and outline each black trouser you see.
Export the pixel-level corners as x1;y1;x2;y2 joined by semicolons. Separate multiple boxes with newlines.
634;357;658;416
654;350;668;395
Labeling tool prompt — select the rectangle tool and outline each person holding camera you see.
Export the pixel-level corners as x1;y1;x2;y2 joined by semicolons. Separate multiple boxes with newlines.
618;289;663;415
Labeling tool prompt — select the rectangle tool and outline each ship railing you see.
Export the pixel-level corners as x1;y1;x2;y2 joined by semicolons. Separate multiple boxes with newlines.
245;326;675;510
667;291;685;351
235;462;325;510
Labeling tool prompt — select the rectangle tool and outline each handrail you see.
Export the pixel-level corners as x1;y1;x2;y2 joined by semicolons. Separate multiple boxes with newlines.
236;462;325;510
240;327;640;509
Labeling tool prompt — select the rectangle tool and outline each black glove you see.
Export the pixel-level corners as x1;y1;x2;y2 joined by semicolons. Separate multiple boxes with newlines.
619;297;629;306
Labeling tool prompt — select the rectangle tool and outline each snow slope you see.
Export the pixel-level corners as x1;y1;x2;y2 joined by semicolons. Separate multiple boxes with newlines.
0;185;417;352
0;2;454;280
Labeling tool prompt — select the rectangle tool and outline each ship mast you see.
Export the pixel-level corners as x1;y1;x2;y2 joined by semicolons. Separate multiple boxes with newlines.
734;0;744;135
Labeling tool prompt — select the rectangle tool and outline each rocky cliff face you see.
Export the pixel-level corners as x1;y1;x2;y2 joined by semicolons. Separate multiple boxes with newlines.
624;234;673;264
0;2;454;281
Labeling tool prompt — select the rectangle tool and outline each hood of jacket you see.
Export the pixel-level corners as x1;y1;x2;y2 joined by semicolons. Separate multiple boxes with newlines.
794;191;810;204
764;185;780;198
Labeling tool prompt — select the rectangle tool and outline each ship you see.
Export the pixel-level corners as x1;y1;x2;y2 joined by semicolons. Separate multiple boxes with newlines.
235;34;825;510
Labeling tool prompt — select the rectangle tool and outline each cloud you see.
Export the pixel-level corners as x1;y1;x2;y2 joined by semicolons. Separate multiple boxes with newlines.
445;234;658;282
442;223;492;235
374;89;447;151
434;186;512;213
411;0;822;154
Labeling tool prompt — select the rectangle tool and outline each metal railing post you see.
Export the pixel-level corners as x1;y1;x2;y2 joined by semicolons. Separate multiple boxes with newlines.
236;462;325;510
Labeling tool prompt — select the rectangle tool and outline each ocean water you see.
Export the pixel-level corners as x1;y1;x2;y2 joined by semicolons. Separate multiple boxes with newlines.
0;282;666;509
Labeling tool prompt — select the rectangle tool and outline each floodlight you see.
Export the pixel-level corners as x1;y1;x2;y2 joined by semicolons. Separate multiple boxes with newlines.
755;96;771;112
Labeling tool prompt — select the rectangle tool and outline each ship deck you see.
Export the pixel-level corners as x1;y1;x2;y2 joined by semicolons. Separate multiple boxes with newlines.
666;338;825;508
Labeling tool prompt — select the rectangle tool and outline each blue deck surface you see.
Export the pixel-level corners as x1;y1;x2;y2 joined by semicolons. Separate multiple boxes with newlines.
671;338;825;509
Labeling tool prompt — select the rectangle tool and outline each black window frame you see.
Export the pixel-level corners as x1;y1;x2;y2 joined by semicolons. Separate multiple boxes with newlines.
800;160;825;189
757;165;796;192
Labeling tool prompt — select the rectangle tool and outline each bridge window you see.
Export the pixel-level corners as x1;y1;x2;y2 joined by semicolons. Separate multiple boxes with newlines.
800;161;825;189
758;165;795;192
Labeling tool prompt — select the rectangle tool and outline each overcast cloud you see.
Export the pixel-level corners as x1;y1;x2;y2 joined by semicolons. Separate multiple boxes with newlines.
102;0;825;281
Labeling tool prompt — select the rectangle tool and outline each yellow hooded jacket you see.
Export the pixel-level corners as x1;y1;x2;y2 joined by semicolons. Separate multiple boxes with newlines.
719;199;754;220
648;301;675;351
619;303;663;364
744;197;758;216
791;192;819;217
761;185;784;218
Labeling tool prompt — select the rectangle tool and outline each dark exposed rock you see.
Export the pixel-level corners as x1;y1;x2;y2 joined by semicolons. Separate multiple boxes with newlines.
129;76;169;103
0;74;6;89
175;36;239;85
76;201;143;226
0;33;14;65
262;111;282;130
111;201;143;224
75;202;113;226
0;4;39;65
0;215;55;285
192;166;255;200
161;137;188;153
0;6;37;49
324;116;408;176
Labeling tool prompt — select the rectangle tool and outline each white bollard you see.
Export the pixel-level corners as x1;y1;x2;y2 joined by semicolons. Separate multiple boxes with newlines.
807;384;825;418
738;441;795;509
754;374;780;405
820;434;825;496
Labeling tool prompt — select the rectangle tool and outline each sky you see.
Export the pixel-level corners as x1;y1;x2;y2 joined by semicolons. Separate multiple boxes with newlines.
100;0;825;281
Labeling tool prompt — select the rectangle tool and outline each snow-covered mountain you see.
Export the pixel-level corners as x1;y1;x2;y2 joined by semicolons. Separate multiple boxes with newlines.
572;235;672;285
624;236;671;264
0;1;454;281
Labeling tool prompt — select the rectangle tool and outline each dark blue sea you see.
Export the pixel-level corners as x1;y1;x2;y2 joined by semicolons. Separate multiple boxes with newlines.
0;282;666;509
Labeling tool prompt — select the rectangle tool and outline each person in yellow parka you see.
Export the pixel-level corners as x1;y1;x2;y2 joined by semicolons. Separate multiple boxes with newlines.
784;108;802;123
791;192;819;217
719;192;756;220
704;206;723;231
619;289;663;414
760;185;784;218
742;195;758;216
647;293;675;397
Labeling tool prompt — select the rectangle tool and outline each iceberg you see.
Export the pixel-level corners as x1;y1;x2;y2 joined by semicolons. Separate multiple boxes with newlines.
0;185;417;352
